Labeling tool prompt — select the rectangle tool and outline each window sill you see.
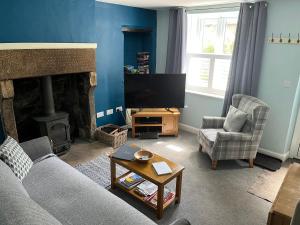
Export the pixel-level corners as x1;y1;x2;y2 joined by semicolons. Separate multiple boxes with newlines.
185;90;224;100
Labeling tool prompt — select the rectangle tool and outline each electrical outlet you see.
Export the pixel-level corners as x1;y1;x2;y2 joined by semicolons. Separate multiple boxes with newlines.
116;106;123;112
96;111;104;118
106;109;113;115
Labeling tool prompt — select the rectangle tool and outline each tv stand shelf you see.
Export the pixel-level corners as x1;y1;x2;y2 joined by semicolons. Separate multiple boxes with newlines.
131;108;180;138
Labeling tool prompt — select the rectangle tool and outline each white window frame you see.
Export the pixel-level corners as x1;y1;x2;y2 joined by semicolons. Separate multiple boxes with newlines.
186;53;231;96
185;10;238;97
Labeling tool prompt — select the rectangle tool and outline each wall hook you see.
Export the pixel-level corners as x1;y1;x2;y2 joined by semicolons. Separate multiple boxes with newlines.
280;33;282;43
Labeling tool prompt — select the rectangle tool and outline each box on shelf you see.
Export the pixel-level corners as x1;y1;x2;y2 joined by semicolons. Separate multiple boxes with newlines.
95;124;128;148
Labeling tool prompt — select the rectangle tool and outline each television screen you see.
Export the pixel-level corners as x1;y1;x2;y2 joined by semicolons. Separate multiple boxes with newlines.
124;74;186;108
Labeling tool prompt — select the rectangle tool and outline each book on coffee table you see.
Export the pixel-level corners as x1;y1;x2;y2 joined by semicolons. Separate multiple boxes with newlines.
152;162;172;175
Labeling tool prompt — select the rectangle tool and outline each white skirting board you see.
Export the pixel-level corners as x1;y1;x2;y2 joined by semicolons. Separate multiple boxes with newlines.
179;123;199;134
179;123;290;161
258;147;290;162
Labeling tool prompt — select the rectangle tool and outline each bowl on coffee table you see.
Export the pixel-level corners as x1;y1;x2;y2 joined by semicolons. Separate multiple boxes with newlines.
134;150;153;163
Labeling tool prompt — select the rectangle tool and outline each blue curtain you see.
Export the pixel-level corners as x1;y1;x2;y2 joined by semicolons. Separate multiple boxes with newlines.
165;8;187;74
222;2;268;116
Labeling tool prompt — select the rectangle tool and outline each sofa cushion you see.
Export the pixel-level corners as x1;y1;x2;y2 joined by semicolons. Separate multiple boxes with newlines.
199;129;225;147
0;160;62;225
0;136;33;180
0;192;63;225
224;106;248;132
23;157;156;225
0;160;29;197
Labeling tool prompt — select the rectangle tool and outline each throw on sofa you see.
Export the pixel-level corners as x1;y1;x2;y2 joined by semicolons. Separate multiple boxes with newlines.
198;94;270;170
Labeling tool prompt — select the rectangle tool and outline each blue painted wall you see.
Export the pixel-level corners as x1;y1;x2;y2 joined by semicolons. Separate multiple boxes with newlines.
0;0;95;42
95;2;157;126
0;0;96;143
0;0;157;142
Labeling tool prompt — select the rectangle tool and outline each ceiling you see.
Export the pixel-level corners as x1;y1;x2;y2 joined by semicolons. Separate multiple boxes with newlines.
97;0;245;9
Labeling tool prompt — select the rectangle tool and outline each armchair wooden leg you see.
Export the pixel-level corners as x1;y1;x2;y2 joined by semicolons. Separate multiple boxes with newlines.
212;160;218;170
249;158;254;168
199;144;203;152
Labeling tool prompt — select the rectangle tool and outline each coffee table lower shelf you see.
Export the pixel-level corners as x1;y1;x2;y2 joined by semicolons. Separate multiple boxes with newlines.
110;152;184;219
114;172;176;211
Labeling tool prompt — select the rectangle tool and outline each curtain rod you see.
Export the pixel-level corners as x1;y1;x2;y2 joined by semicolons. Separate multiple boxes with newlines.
186;1;268;13
186;3;240;13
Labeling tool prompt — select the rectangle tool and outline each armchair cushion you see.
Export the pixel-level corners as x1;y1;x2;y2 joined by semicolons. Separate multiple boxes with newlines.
216;132;253;142
223;106;248;132
199;129;225;147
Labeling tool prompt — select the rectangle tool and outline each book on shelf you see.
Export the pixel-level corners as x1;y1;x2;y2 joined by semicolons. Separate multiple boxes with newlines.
146;187;175;207
135;180;158;197
118;172;145;189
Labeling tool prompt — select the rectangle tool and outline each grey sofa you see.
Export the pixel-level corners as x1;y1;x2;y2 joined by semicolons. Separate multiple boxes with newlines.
0;136;190;225
198;94;270;169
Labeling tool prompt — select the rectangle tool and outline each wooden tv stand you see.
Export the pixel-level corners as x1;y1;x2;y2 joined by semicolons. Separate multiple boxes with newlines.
131;108;180;138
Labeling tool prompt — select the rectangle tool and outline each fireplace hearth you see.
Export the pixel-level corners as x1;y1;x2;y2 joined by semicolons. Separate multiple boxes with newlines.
0;43;97;154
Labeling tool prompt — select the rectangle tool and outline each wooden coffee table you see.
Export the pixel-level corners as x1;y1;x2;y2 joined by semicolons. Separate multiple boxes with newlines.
109;150;184;219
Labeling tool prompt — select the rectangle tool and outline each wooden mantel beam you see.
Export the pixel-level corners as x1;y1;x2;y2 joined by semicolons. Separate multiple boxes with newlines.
0;45;97;81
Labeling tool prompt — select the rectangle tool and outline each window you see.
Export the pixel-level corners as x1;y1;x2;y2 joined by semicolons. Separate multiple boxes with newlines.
185;11;239;96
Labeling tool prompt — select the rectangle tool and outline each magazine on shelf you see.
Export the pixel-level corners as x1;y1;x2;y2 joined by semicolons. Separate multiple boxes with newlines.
135;181;158;196
118;172;145;189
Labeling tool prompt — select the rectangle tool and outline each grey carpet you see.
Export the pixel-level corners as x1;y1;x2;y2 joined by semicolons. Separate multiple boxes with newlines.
69;131;276;225
117;131;273;225
75;154;128;188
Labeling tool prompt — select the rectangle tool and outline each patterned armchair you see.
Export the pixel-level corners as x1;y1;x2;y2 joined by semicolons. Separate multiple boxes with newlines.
198;94;270;169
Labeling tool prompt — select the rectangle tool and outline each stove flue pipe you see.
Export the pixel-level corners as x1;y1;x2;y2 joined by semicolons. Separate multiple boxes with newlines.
41;76;55;116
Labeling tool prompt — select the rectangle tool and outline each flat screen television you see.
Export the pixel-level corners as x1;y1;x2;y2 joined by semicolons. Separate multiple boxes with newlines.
124;74;186;108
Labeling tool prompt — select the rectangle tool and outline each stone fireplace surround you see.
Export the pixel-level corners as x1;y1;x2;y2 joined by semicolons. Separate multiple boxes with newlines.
0;43;97;143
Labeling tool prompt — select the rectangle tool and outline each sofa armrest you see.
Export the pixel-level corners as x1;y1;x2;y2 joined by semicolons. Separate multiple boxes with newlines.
216;132;253;142
202;116;226;129
169;218;191;225
20;136;54;161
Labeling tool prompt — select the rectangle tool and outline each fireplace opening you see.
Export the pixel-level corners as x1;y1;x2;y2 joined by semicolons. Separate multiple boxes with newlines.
13;73;94;154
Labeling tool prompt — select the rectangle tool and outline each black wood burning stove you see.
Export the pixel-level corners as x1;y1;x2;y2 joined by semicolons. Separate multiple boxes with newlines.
33;76;71;155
